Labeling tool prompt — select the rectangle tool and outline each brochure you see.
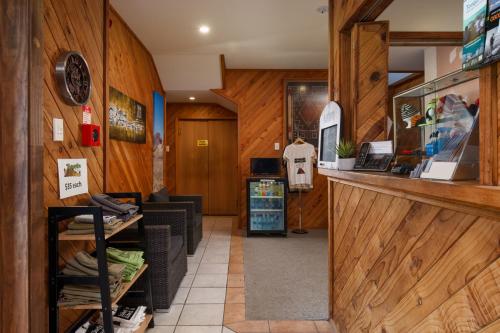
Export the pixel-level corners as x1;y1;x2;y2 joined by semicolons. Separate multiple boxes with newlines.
463;0;487;69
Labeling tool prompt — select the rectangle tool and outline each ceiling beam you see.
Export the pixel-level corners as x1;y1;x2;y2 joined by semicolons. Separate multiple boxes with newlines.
389;31;463;46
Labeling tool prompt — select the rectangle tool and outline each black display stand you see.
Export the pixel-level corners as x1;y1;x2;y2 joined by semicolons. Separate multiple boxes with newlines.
48;192;154;333
246;177;288;236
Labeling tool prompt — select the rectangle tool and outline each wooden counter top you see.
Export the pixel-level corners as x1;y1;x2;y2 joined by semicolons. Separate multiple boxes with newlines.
319;169;500;216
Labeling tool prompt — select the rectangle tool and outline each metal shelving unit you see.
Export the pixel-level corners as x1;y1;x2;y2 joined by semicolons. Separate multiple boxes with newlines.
48;192;154;332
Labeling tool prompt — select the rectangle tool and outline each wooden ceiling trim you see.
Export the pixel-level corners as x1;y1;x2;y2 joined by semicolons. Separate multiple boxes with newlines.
389;31;463;46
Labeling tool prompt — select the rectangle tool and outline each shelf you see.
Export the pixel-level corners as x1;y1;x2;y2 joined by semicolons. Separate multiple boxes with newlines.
251;209;282;212
250;196;283;199
60;264;148;310
134;314;153;333
59;214;143;241
319;169;500;217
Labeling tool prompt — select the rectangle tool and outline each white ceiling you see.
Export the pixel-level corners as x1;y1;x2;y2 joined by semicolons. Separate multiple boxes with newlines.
111;0;329;69
111;0;463;104
379;0;463;31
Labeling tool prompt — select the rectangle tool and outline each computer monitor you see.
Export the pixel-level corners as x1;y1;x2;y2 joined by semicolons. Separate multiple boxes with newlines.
250;158;281;175
318;102;342;170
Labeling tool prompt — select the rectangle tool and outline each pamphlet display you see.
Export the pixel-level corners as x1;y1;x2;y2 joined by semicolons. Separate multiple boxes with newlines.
463;0;487;70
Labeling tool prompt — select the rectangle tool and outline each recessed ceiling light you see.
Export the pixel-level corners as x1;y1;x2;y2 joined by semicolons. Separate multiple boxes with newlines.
189;96;196;101
199;25;210;34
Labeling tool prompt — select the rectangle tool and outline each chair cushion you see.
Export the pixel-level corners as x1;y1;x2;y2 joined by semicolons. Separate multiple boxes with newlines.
169;235;184;260
150;187;170;202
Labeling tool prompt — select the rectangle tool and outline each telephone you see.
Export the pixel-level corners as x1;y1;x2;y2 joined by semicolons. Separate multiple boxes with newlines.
354;141;394;172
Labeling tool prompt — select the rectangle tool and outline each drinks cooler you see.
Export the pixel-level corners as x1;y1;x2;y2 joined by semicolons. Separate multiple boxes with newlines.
246;177;287;236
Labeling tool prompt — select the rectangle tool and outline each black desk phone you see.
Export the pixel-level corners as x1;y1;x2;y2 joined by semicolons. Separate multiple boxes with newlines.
354;141;394;172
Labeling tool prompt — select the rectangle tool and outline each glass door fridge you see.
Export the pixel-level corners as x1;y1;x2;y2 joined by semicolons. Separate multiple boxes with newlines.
247;177;287;236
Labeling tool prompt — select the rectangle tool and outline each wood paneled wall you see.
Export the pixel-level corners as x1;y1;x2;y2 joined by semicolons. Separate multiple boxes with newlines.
42;0;105;330
107;8;164;196
165;103;237;193
213;69;329;229
329;179;500;333
350;22;389;144
42;2;163;331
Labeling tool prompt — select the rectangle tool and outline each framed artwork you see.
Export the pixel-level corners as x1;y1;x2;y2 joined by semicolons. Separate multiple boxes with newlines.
109;86;146;143
152;91;165;192
284;80;328;148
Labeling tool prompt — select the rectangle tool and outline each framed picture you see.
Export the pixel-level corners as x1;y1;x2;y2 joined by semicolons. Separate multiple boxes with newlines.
109;86;146;143
152;91;165;192
284;80;328;148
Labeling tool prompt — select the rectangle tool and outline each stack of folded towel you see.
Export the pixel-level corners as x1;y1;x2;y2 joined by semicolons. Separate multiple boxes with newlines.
90;194;139;222
65;214;123;235
58;251;125;306
107;247;145;282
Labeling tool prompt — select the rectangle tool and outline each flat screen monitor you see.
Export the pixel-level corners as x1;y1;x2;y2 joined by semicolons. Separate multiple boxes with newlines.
250;158;281;175
320;125;338;162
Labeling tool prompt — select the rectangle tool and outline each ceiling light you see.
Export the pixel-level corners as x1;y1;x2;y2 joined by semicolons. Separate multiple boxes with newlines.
199;25;210;34
189;96;196;101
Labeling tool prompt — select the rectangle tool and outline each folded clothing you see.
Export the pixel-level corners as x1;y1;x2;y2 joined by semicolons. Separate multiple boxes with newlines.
90;194;139;222
75;321;128;333
62;251;125;279
59;251;125;306
106;247;144;282
110;305;147;331
65;215;124;235
75;214;117;224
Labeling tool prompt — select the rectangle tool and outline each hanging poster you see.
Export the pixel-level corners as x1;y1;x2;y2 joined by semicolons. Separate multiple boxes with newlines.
463;0;487;69
152;91;165;192
58;159;89;199
109;87;146;143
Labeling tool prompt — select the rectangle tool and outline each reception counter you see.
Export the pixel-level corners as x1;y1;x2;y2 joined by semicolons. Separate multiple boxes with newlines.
320;168;500;332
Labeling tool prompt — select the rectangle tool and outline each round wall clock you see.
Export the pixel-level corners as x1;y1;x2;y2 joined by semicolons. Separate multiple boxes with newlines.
55;51;92;106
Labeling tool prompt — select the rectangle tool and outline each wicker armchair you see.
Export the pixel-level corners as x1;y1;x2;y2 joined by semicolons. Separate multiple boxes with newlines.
147;189;203;255
143;209;187;310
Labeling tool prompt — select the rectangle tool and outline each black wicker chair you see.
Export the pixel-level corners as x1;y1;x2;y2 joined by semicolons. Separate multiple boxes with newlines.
147;188;203;255
142;209;187;310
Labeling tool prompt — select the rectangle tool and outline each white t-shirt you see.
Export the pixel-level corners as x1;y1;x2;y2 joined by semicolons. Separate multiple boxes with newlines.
283;142;317;189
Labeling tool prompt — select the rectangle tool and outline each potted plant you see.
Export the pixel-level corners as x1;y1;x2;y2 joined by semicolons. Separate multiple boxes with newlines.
336;139;356;171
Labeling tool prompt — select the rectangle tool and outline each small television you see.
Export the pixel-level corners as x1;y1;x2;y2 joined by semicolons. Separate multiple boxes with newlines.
250;158;281;175
318;102;342;170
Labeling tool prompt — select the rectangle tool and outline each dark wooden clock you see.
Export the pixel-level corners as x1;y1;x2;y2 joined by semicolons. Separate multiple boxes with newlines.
55;51;92;106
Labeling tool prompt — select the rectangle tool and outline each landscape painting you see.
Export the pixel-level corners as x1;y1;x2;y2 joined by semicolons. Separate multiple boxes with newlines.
109;87;146;143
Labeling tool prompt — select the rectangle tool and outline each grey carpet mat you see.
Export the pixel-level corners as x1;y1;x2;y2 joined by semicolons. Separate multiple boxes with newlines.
244;230;329;320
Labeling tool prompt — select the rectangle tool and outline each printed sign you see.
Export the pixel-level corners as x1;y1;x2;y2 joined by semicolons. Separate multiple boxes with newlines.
197;139;209;147
58;158;89;199
82;105;92;124
463;0;487;69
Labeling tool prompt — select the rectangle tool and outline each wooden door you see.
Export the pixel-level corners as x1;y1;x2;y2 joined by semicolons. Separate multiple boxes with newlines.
208;120;238;215
176;119;238;215
176;120;210;212
350;21;389;144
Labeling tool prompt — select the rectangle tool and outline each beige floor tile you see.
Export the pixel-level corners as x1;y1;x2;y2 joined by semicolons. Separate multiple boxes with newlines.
223;303;246;324
178;304;224;326
225;287;245;304
154;305;183;325
186;287;226;304
314;321;337;333
228;263;244;274
172;287;190;304
148;326;176;333
269;320;317;333
174;326;222;333
226;320;270;333
227;274;245;288
198;263;229;275
222;327;237;333
192;274;228;288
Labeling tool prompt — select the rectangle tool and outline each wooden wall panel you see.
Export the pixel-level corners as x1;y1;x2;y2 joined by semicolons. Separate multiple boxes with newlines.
350;22;389;144
329;179;500;333
165;103;237;193
42;0;105;330
107;8;164;196
213;69;329;229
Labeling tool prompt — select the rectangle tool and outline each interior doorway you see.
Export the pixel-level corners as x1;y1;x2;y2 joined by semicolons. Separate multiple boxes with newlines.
176;119;238;215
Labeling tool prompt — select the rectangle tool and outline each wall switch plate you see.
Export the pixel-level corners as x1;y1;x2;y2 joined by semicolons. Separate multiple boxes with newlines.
274;142;280;151
165;145;170;152
53;118;64;141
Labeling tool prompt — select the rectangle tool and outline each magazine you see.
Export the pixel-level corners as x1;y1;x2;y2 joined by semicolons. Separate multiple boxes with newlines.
463;0;488;69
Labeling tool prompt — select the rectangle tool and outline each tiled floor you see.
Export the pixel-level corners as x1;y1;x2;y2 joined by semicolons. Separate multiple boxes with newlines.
148;216;336;333
148;216;233;333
